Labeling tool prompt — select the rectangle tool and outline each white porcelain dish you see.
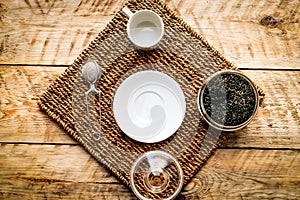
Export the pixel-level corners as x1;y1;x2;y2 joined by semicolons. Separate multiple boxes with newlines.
113;71;186;143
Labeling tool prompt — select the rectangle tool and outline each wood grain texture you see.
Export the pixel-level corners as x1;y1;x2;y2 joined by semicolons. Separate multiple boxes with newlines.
181;149;300;200
0;66;299;148
166;0;300;69
0;144;299;199
1;0;299;199
1;0;299;69
0;66;73;144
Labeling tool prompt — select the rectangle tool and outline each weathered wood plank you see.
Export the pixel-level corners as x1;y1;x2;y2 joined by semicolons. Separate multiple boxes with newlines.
167;0;300;70
0;144;135;200
0;0;299;69
180;149;300;199
0;66;73;144
0;144;299;199
0;66;299;148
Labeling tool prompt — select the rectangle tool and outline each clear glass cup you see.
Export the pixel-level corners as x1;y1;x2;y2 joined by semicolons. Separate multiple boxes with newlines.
130;151;183;200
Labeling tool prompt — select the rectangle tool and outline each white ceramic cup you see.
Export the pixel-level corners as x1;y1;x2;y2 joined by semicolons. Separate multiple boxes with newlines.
122;7;164;48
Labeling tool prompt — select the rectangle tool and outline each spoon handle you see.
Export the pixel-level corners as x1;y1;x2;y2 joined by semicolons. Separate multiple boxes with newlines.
85;87;101;141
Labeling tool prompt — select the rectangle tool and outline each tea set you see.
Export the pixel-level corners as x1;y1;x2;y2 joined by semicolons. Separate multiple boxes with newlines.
80;7;259;200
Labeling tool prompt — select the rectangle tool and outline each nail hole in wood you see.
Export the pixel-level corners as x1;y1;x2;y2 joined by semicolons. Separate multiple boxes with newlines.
260;16;279;28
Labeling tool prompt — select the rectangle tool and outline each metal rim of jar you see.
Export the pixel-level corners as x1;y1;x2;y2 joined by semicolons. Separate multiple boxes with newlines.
197;70;260;132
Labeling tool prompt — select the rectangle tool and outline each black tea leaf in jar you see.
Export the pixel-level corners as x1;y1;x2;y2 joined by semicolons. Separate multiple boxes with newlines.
198;70;259;131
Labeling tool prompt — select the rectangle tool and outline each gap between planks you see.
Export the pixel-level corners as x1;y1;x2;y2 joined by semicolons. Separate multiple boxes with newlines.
1;64;300;71
1;142;299;151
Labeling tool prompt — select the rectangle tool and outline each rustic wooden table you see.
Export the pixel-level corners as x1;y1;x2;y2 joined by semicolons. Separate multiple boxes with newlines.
1;0;299;199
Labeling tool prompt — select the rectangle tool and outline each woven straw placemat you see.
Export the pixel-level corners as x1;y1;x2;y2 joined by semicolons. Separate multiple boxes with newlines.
38;0;265;198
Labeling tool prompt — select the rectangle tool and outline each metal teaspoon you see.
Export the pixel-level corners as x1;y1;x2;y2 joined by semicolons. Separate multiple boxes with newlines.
82;61;102;141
